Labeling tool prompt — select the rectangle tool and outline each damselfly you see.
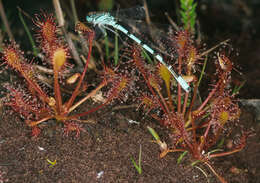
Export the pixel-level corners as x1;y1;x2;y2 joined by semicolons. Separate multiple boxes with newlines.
86;10;190;92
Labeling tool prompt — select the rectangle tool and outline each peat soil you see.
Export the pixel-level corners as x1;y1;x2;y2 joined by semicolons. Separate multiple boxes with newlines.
0;103;259;183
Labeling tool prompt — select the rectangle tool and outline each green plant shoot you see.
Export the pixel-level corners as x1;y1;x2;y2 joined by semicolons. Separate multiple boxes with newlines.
147;126;160;141
130;144;142;174
46;158;57;168
180;0;197;33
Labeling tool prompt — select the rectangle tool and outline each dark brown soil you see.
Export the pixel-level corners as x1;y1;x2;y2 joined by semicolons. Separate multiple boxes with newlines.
0;104;259;183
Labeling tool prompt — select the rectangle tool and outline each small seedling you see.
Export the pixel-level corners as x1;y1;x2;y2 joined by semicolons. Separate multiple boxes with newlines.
147;126;168;155
147;126;160;141
179;0;197;33
147;126;185;158
177;151;188;164
130;144;142;175
46;158;56;168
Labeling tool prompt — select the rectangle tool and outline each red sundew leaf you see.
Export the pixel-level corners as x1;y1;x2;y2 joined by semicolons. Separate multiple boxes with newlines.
33;11;58;50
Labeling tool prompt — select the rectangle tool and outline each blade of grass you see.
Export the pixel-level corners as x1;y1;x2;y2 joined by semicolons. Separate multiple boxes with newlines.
197;55;208;87
114;30;118;65
232;79;246;95
141;49;153;64
217;138;225;148
194;165;208;179
138;144;142;169
191;159;201;166
104;30;110;61
70;0;78;22
130;144;142;174
177;150;188;164
17;7;38;56
0;0;14;40
147;126;160;141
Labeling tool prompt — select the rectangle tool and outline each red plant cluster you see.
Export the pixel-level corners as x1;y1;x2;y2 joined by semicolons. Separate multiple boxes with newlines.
0;10;250;182
128;30;249;182
1;13;129;137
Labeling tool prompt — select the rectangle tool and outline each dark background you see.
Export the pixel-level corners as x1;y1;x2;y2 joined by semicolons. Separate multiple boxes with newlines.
1;0;259;99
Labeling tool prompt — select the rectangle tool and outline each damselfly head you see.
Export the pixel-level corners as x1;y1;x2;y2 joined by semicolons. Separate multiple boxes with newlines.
86;12;108;21
86;14;95;23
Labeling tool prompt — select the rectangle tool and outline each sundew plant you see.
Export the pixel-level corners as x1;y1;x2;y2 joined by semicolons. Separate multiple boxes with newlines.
124;29;250;182
0;13;129;137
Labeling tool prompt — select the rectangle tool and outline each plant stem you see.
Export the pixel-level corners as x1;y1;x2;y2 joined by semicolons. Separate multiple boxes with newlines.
54;70;62;113
67;80;107;113
209;148;244;159
66;33;94;110
204;161;227;183
104;32;109;61
52;0;64;27
166;83;174;111
155;88;170;114
28;115;54;127
18;7;38;56
114;31;118;65
177;56;183;114
182;91;189;115
68;100;109;119
197;81;219;112
0;0;14;40
70;0;78;22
